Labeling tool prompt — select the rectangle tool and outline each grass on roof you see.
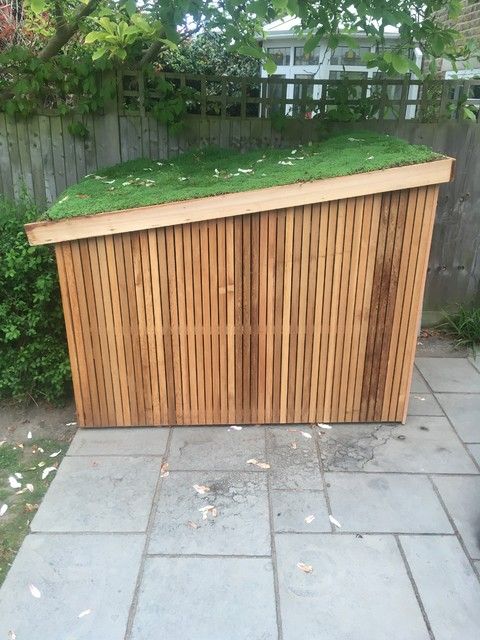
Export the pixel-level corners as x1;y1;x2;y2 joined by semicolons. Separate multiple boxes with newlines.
44;132;441;220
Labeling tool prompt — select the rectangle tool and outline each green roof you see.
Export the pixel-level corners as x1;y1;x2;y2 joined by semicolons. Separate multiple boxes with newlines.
44;132;441;221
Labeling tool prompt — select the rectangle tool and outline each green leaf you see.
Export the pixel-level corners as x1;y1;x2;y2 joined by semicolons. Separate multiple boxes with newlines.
462;106;477;121
390;53;410;75
304;33;322;55
30;0;46;14
92;47;107;61
263;57;277;74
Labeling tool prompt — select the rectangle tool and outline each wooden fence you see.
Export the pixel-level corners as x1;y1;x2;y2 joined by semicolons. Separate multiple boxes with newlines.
1;73;480;320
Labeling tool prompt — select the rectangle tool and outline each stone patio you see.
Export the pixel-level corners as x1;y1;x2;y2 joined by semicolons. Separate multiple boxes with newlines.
1;356;480;639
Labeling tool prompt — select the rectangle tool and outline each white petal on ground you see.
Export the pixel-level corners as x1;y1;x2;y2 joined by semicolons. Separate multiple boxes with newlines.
41;466;57;480
297;562;313;573
329;514;342;528
14;472;23;479
300;431;312;439
0;504;8;517
78;609;92;619
237;168;253;173
193;484;210;494
414;395;425;401
255;462;271;469
8;476;21;489
65;422;77;427
187;520;199;529
27;431;32;439
304;514;315;524
278;160;294;166
49;450;62;458
160;462;169;478
228;425;243;431
246;458;258;465
316;422;332;429
28;583;41;598
26;483;34;492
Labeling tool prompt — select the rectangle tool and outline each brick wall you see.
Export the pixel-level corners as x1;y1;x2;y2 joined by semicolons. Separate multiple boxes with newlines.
435;0;480;40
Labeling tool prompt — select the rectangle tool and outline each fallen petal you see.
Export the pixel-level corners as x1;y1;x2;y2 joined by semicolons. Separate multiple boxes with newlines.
160;462;169;478
8;476;21;489
316;422;332;430
41;466;57;480
0;504;7;517
329;514;342;528
256;462;271;469
228;425;243;431
246;458;258;465
300;431;312;439
187;520;199;529
297;562;313;573
14;472;23;479
28;583;41;598
78;609;92;619
193;484;210;494
26;483;34;492
304;514;315;524
49;450;62;458
27;431;32;439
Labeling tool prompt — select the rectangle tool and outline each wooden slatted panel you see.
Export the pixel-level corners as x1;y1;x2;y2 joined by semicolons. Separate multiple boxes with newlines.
58;187;439;427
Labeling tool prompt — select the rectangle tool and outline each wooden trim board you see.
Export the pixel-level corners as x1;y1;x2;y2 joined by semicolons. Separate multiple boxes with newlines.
25;158;454;245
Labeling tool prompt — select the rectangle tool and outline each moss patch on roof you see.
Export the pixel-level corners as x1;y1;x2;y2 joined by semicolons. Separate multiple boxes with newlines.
44;132;441;220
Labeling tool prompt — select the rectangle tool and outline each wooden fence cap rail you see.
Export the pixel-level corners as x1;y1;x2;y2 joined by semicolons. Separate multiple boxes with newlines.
25;157;455;246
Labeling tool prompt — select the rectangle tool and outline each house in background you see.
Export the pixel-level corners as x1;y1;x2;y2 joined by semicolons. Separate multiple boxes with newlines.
259;17;422;118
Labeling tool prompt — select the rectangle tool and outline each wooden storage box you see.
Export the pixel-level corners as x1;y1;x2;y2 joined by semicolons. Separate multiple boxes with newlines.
25;158;454;427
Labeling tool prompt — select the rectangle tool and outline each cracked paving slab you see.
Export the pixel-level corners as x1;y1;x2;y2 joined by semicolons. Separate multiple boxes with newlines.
318;416;478;474
266;426;323;490
148;470;270;555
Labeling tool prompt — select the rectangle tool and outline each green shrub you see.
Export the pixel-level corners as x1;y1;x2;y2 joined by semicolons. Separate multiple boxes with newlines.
441;306;480;351
0;196;71;403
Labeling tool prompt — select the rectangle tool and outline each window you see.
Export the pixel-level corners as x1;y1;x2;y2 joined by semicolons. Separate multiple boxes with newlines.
330;45;372;66
293;74;315;116
264;74;286;116
266;47;290;66
328;71;368;99
294;47;320;66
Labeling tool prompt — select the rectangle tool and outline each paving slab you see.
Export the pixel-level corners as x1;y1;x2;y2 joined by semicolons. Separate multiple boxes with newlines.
325;473;452;533
434;393;480;442
408;393;444;416
130;556;278;640
467;444;480;465
468;353;480;373
168;426;266;470
275;533;429;640
31;455;160;532
67;427;169;456
148;471;270;555
319;416;478;474
0;533;144;640
271;490;330;533
266;426;322;490
411;367;429;393
433;475;480;559
415;357;480;392
400;535;480;640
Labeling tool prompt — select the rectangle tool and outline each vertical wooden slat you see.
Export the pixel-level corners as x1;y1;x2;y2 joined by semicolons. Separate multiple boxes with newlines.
217;219;228;423
55;244;86;426
96;236;124;425
226;218;236;422
279;209;294;422
191;224;206;423
265;212;277;423
234;217;244;423
200;223;214;424
250;214;260;423
173;226;190;424
286;208;303;423
208;221;221;423
257;213;269;423
147;230;169;424
68;241;102;426
272;210;286;424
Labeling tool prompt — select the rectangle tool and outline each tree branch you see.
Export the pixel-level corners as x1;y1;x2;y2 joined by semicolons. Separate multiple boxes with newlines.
38;0;101;61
